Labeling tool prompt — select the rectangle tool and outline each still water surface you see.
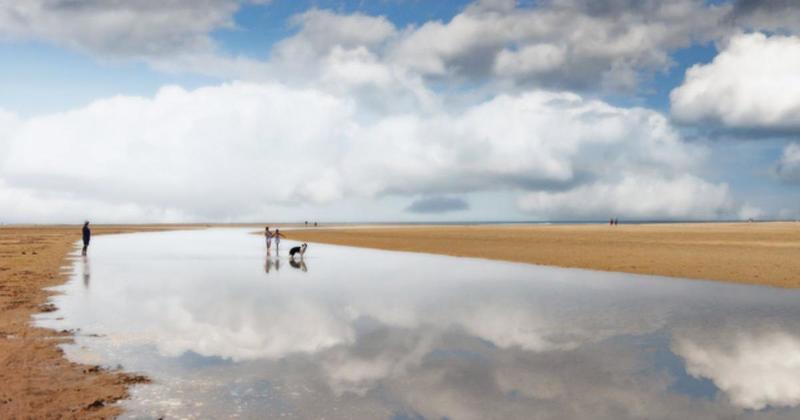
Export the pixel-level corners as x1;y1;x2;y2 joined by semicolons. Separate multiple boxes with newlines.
37;229;800;419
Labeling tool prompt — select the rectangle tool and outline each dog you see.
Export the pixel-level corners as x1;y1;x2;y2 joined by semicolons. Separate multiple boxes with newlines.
289;243;307;259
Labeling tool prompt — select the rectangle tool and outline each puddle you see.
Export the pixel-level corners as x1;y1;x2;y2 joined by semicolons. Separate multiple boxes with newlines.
36;229;800;419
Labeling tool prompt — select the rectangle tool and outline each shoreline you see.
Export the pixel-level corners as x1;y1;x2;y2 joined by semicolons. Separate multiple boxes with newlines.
0;226;195;418
286;222;800;288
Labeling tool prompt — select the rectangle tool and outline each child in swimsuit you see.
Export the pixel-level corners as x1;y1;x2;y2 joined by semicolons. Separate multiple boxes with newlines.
265;227;273;250
274;229;285;249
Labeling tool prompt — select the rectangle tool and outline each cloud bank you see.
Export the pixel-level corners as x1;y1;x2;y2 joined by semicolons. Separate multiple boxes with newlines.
0;81;737;222
518;174;733;220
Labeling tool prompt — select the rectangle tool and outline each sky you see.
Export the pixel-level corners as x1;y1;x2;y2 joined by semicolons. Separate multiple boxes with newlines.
0;0;799;223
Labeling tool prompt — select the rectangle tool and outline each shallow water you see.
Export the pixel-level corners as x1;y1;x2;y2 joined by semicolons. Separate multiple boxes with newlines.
37;228;800;419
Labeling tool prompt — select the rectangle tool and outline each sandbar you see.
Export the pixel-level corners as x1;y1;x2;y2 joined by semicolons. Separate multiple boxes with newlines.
287;222;800;288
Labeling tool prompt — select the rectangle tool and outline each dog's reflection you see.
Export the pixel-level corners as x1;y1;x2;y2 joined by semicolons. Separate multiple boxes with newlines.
289;258;308;272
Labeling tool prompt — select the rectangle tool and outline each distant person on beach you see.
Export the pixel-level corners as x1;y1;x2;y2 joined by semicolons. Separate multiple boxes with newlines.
273;229;286;250
264;227;273;251
81;221;91;256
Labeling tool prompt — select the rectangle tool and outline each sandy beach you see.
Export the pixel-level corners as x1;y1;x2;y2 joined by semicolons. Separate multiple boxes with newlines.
287;222;800;288
2;222;799;417
0;225;193;418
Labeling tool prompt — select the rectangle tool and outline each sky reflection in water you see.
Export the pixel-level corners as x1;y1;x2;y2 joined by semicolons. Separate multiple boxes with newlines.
36;229;800;419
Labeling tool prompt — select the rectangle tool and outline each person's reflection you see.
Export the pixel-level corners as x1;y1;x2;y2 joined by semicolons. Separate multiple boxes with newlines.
289;258;308;272
264;255;281;273
82;255;91;288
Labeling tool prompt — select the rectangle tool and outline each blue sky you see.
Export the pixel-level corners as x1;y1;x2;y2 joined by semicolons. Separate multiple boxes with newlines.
0;0;798;223
0;42;220;116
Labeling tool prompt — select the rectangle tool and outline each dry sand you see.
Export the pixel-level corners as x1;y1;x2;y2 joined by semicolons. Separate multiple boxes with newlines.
287;222;800;288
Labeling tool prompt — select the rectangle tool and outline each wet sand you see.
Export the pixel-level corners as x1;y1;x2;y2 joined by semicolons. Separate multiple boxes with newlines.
0;225;195;418
287;222;800;288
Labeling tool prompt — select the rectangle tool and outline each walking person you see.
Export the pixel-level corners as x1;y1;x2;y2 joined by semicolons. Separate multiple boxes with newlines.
81;221;91;256
273;228;286;251
264;226;273;252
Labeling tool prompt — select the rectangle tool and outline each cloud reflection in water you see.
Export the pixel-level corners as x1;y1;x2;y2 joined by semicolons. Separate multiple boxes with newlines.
39;229;800;419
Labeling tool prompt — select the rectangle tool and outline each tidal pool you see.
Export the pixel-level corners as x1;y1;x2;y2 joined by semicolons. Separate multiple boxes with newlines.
36;228;800;419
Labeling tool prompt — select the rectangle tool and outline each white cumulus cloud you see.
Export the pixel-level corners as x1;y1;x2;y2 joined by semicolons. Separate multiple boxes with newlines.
671;32;800;131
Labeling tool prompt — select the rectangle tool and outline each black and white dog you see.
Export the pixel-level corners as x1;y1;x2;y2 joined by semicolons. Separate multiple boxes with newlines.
289;243;307;259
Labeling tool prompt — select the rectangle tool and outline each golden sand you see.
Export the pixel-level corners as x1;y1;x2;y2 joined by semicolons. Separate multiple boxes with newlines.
286;222;800;288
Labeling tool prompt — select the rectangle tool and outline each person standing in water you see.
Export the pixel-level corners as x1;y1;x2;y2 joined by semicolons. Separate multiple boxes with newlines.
273;228;286;251
264;226;273;252
81;221;91;256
